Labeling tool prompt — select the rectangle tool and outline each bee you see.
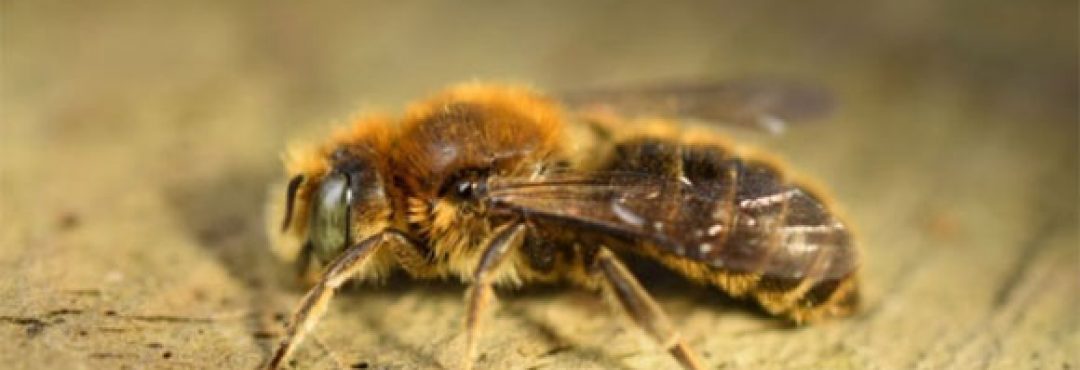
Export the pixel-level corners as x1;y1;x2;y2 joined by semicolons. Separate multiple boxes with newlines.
265;81;859;370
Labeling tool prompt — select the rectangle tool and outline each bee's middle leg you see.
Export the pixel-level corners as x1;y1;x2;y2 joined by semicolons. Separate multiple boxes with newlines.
462;222;527;370
383;231;432;275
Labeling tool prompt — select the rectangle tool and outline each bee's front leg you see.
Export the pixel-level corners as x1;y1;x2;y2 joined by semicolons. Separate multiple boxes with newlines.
267;231;394;370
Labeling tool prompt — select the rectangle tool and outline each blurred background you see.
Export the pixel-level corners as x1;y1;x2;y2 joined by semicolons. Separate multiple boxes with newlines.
2;1;1076;369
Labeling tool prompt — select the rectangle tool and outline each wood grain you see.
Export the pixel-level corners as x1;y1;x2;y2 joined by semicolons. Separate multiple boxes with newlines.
1;1;1075;369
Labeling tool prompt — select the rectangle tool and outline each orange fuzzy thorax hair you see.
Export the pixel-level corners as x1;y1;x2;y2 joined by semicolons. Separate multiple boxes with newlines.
393;83;566;197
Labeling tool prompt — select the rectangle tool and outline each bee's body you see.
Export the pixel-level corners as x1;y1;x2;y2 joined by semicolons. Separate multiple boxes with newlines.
267;83;858;370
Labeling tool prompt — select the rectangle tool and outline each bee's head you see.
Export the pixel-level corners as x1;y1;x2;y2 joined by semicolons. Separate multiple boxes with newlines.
279;146;391;267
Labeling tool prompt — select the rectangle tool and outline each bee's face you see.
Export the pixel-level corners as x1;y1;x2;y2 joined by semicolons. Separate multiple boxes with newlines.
283;147;392;265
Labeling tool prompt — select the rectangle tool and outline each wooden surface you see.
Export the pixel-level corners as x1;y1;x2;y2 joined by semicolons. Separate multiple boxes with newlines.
1;2;1076;369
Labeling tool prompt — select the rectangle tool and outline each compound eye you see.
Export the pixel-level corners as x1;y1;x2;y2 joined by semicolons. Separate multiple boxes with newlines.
309;172;351;260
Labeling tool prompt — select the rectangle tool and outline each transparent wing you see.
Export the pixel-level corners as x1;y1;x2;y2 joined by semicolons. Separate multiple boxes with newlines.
559;78;835;134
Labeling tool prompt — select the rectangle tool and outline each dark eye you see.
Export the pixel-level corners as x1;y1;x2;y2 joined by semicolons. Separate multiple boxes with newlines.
309;172;350;261
455;181;475;199
441;168;491;201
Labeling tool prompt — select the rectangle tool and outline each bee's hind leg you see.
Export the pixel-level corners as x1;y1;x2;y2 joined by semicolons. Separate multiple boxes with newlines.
266;231;397;370
591;247;706;370
462;223;528;370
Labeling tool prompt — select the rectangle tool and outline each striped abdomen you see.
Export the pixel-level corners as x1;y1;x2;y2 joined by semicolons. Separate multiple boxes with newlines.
598;138;859;322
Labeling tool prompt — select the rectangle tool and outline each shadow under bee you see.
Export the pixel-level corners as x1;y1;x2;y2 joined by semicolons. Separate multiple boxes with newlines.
615;253;791;325
163;165;292;357
164;166;281;290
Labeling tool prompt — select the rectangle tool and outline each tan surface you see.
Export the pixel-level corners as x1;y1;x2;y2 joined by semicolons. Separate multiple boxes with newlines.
1;2;1076;369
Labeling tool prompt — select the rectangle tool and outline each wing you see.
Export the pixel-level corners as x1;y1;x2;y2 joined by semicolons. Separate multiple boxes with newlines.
484;171;856;281
559;78;835;134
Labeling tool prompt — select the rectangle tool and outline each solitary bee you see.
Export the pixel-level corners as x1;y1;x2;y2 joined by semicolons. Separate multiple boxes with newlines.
266;82;858;369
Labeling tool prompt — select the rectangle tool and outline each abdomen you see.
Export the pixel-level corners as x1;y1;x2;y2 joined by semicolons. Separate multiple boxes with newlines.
596;137;860;323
